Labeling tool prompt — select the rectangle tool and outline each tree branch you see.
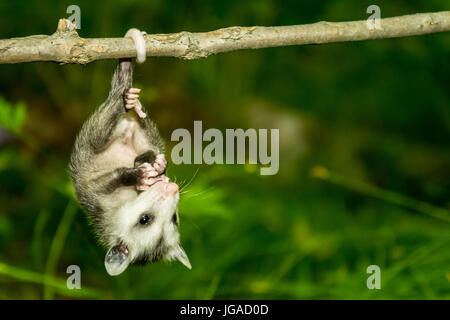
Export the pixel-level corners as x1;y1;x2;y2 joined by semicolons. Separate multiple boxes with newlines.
1;11;449;64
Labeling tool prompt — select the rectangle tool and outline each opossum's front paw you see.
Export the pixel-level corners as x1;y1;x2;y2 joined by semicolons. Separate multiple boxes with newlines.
125;88;147;119
153;154;167;175
136;162;168;191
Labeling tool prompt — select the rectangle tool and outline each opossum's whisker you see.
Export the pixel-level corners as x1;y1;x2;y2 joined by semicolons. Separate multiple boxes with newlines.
180;168;200;192
179;178;187;189
179;175;191;190
184;186;215;199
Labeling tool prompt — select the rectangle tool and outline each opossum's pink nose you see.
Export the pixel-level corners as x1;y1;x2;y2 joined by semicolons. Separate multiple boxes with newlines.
163;182;178;195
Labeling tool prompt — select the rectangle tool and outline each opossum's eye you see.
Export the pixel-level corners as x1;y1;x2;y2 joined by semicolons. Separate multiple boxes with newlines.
139;214;154;225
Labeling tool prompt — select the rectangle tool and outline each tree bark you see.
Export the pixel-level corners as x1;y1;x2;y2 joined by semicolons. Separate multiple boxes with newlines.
0;11;449;64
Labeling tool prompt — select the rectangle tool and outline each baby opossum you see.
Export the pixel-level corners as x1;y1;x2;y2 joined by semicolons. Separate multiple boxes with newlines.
69;31;190;276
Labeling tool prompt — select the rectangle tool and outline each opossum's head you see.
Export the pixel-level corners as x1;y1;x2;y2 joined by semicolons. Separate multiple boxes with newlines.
104;181;190;276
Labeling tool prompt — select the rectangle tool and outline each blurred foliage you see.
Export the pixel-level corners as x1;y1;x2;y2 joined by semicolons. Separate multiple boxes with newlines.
0;0;449;299
0;97;26;135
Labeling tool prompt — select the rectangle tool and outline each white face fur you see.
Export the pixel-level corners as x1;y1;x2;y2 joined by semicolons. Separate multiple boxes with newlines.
104;181;191;276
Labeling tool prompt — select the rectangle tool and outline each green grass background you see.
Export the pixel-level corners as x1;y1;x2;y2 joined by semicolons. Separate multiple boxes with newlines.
0;0;449;299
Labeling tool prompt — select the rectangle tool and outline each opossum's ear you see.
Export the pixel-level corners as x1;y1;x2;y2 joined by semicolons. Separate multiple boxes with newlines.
175;244;191;269
105;244;130;276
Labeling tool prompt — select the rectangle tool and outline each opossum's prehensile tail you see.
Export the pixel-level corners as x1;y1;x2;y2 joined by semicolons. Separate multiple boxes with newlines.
110;27;146;100
125;28;147;64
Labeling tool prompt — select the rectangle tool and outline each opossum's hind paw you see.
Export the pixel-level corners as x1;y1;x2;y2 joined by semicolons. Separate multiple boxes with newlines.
124;88;140;111
136;162;168;191
153;154;167;175
125;88;147;119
